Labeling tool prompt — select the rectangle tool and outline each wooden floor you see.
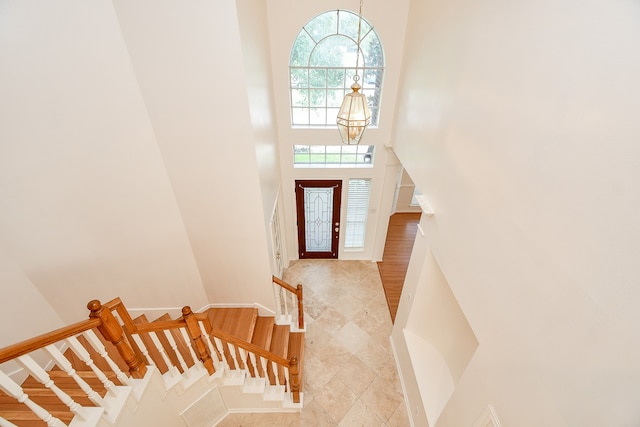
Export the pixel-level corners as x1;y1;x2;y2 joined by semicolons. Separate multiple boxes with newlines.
377;212;421;323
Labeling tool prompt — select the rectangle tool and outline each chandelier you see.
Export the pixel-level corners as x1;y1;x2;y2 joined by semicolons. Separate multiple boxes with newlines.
336;0;371;145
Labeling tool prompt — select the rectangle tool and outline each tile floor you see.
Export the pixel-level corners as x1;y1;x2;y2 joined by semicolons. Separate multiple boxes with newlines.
217;259;409;426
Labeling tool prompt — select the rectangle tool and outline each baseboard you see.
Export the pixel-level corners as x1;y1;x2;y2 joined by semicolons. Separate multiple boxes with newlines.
390;334;415;427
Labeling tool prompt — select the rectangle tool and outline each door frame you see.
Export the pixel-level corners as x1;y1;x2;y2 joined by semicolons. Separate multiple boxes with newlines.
295;180;342;259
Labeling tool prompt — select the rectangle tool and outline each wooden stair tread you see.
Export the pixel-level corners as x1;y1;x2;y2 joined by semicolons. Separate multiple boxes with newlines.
251;316;274;350
207;308;258;341
0;389;73;426
269;325;290;358
0;408;73;421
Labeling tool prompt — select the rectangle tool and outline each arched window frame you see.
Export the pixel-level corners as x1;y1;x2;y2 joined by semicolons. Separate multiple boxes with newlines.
289;10;384;128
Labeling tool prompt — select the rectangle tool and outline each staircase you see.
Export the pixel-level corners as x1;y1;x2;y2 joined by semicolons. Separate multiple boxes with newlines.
0;277;305;427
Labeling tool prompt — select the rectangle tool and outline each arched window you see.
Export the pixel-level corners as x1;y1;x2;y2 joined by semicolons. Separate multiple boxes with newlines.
289;10;384;128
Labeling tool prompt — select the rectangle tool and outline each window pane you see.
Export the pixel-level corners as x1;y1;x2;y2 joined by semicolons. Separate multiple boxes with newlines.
291;68;308;87
345;179;371;248
327;69;345;88
327;89;343;107
290;32;314;66
293;145;374;168
291;108;309;125
290;10;383;127
309;69;326;88
304;11;338;42
291;89;309;107
311;36;352;67
309;108;326;125
361;31;383;67
309;89;326;107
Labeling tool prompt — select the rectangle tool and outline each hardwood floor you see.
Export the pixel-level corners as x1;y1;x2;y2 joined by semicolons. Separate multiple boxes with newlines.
377;212;421;323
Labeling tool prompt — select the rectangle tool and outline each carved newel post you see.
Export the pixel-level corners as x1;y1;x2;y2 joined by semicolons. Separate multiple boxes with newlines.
87;300;147;379
289;356;300;403
182;306;215;375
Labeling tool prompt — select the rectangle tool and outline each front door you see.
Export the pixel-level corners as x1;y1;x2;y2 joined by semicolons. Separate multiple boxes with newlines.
295;180;342;259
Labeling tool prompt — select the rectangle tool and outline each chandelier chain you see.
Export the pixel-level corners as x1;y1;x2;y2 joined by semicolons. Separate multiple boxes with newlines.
355;0;363;78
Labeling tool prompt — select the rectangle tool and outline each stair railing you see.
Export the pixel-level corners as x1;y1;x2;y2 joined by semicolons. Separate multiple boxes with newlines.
186;308;301;403
0;293;304;426
0;298;147;426
99;299;303;403
272;275;304;330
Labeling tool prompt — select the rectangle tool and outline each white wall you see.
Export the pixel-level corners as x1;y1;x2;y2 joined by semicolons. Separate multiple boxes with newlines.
236;0;283;273
109;0;275;309
392;0;640;426
0;0;208;322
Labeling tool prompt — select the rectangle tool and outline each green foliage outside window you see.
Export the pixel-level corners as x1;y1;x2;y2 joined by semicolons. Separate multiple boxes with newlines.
290;10;384;127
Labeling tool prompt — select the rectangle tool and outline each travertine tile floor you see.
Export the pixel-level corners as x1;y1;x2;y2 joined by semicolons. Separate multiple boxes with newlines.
217;259;409;426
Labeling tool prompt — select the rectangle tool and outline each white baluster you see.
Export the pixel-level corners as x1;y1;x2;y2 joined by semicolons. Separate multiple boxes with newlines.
44;344;110;413
130;333;156;368
237;348;250;376
148;331;180;376
16;354;89;421
82;330;132;386
213;337;230;371
260;356;269;383
281;287;289;319
0;415;19;427
271;361;281;386
248;352;259;379
284;366;291;395
0;371;67;427
227;343;240;371
179;328;203;370
162;329;190;377
66;336;118;397
197;323;217;361
272;282;282;320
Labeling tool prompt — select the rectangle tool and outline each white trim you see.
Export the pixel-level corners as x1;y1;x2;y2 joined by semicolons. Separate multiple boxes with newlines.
472;404;503;427
390;335;415;427
414;195;434;216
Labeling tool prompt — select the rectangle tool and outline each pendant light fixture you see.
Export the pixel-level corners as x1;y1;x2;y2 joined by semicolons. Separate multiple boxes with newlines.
336;0;371;145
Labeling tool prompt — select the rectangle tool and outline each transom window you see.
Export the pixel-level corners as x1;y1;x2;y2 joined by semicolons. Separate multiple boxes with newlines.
290;10;384;128
294;145;374;168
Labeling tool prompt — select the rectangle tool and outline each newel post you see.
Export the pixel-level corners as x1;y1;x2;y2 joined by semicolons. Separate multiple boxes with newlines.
182;306;215;375
289;356;300;403
87;300;147;379
296;284;304;330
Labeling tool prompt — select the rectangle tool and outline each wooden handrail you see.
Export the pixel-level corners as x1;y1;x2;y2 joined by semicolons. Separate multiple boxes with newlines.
271;275;297;294
0;296;300;401
102;297;138;333
193;313;291;367
272;275;304;329
0;318;102;364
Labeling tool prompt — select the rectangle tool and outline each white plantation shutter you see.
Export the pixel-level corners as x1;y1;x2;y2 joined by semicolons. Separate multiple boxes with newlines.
345;179;371;248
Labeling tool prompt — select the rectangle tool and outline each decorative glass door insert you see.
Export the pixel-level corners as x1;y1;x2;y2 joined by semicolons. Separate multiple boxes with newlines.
295;180;342;258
